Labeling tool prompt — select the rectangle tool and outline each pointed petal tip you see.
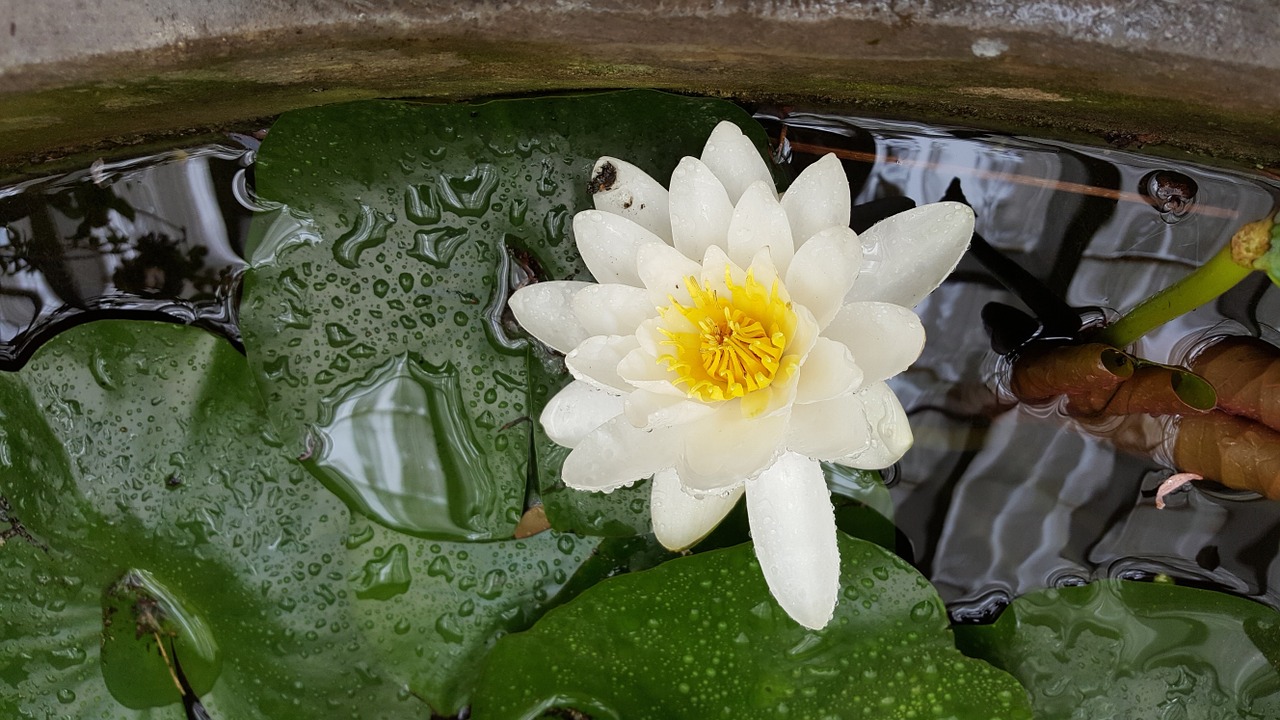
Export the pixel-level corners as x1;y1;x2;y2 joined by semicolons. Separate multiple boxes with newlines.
746;453;841;631
790;591;838;630
781;154;851;250
701;123;775;207
589;156;674;241
807;153;848;185
768;543;840;629
508;281;592;354
539;381;625;449
767;547;840;630
833;382;914;469
561;416;677;492
706;120;746;143
850;200;975;308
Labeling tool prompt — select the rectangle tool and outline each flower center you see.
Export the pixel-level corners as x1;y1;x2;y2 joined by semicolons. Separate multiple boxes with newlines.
657;266;797;402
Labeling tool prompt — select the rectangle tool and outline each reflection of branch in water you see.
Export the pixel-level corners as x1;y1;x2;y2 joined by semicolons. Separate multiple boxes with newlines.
2;182;197;305
45;183;137;243
0;283;44;323
129;207;187;238
9;193;89;308
113;233;210;298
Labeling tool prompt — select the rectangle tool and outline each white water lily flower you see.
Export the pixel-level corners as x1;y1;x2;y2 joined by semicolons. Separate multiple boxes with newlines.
510;121;974;629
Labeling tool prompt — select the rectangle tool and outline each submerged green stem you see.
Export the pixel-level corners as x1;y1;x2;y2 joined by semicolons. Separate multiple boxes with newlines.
1097;244;1253;348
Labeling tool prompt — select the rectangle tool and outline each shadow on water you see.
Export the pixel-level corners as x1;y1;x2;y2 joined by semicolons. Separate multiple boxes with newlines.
3;111;1280;625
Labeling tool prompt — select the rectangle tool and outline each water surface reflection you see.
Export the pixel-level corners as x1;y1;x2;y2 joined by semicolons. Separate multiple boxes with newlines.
760;110;1280;620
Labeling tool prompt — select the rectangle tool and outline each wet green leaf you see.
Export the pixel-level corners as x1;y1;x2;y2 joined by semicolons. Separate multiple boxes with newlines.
0;321;596;718
825;462;896;550
954;580;1280;720
244;90;768;540
472;533;1032;719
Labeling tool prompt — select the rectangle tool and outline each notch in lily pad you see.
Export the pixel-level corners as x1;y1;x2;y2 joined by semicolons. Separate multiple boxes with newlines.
100;569;220;710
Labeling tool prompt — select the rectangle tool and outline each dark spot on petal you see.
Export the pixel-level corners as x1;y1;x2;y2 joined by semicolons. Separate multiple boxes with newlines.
587;161;618;195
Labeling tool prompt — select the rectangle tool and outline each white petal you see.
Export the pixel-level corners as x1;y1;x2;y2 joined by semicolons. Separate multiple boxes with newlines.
669;157;734;261
624;388;717;429
785;391;873;460
739;365;799;420
677;405;787;493
699;121;774;205
745;246;784;295
572;284;655;337
561;415;677;491
784;226;863;328
727;180;794;273
636;241;701;307
617;348;688;398
847;201;974;308
832;382;913;469
651;468;744;551
699;243;743;294
784;303;821;364
825;302;925;387
574;210;666;287
779;154;851;250
633;316;671;358
508;281;593;354
746;453;840;630
564;335;638;393
590;157;673;241
540;381;625;448
795;337;863;404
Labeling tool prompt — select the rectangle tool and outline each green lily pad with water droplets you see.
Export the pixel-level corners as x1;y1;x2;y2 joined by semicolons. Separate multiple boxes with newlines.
471;532;1033;719
244;90;770;540
954;579;1280;720
0;320;597;718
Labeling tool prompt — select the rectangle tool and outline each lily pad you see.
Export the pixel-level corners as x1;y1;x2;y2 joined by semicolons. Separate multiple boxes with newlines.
0;320;596;718
471;532;1032;719
954;580;1280;719
825;461;898;550
243;90;770;540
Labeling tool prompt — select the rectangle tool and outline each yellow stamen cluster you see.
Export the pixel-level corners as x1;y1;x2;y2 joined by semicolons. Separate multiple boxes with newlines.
658;266;797;403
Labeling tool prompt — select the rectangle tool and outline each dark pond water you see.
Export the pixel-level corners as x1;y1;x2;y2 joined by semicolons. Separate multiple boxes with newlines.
0;139;257;368
2;109;1278;624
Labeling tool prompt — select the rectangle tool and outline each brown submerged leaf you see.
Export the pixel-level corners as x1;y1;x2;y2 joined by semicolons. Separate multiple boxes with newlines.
1067;364;1215;418
1010;336;1280;500
1010;342;1133;403
1173;412;1280;500
1190;336;1280;433
1012;341;1214;418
